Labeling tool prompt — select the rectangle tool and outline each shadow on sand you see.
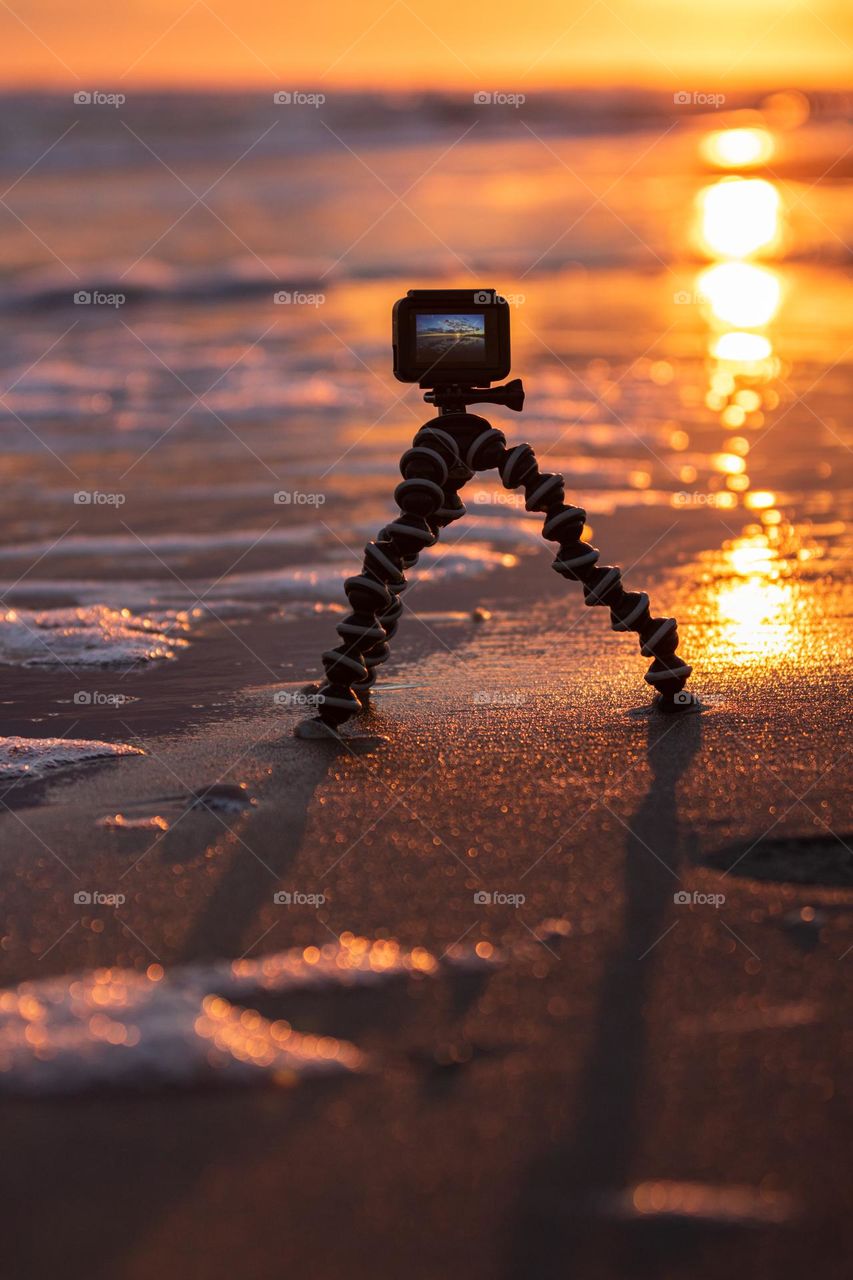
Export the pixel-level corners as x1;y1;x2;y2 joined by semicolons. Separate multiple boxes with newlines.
176;731;352;961
506;708;704;1278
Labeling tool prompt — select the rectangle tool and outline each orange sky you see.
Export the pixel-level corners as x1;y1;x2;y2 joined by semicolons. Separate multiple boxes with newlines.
1;0;851;88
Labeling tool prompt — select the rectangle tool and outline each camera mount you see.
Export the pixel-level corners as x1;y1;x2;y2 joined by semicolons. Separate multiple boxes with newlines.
423;378;525;414
297;372;696;737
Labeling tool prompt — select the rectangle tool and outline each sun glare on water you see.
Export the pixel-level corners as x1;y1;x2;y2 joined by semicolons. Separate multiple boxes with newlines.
692;123;786;403
696;177;782;258
697;262;781;328
680;115;820;668
700;126;775;169
710;332;774;362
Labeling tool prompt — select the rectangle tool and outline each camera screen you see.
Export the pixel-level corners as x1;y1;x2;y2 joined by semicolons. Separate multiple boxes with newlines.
414;312;487;368
393;289;511;385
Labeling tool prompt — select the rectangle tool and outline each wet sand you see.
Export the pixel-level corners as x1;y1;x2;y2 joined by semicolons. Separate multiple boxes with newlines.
2;507;852;1278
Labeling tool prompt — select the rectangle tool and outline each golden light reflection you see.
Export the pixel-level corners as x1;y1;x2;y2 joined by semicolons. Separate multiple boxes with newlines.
711;452;746;475
727;535;779;576
682;107;803;687
698;262;782;328
720;403;747;427
705;527;803;664
696;178;782;259
700;127;775;169
744;490;777;510
711;332;773;363
713;573;795;662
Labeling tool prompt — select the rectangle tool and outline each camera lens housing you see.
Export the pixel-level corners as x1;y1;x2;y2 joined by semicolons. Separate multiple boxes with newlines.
392;288;511;387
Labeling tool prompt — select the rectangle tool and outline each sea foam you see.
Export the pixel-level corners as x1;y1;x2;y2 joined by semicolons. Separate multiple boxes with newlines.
0;735;143;782
0;935;497;1094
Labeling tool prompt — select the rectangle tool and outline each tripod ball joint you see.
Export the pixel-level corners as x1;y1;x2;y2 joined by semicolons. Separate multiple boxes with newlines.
300;382;696;736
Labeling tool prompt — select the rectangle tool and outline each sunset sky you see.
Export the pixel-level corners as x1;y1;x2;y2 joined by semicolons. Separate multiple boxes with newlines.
1;0;851;88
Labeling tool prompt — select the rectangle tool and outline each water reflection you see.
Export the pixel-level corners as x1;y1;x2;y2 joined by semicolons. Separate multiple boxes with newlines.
694;120;787;467
693;121;786;483
688;115;808;664
709;331;774;363
697;262;781;328
696;176;782;258
700;126;775;169
714;569;796;663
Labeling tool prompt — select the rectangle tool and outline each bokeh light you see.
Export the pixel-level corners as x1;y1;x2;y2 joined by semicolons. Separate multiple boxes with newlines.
696;178;782;258
698;262;782;328
701;127;775;169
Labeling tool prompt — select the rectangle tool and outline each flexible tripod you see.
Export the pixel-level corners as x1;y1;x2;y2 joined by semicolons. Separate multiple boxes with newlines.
298;378;694;736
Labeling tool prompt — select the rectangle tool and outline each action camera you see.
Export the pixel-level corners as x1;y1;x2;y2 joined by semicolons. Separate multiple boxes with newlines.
392;288;511;387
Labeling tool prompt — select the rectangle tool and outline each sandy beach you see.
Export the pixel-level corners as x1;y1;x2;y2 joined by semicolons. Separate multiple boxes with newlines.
1;86;851;1278
3;544;853;1277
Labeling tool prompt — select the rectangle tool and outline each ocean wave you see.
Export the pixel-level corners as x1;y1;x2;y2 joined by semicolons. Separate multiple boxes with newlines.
0;604;191;667
0;255;337;311
0;528;323;561
0;520;542;564
0;545;523;657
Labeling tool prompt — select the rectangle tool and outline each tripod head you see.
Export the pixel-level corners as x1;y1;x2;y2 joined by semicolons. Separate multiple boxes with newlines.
423;378;525;415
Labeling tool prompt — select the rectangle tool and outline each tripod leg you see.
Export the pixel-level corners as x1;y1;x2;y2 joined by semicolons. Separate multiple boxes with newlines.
304;420;470;732
300;412;693;738
487;435;694;708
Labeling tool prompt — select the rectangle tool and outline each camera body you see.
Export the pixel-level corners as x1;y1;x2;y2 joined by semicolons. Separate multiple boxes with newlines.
392;288;511;387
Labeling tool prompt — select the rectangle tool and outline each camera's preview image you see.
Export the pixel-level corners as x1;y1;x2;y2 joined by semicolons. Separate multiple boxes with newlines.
415;312;486;366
